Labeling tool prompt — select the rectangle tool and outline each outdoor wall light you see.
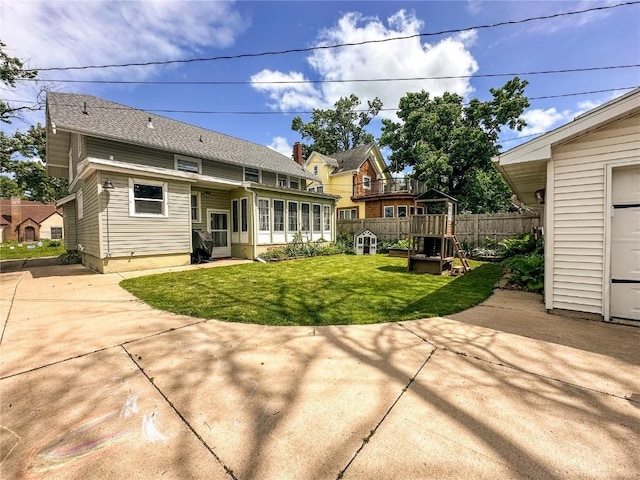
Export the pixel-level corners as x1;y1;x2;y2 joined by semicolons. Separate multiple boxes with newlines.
102;179;114;190
534;189;545;204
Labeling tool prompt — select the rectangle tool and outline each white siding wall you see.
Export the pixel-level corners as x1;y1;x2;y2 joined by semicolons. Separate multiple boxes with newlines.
551;114;640;314
39;213;64;239
76;173;101;257
99;172;191;257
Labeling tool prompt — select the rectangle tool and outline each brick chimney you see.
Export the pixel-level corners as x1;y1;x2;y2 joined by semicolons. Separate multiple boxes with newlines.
292;142;303;165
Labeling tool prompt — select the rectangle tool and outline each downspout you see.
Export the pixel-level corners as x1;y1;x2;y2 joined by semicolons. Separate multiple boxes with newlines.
243;185;258;260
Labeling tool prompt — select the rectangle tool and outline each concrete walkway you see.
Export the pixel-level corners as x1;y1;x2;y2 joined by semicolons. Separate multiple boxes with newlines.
1;261;638;479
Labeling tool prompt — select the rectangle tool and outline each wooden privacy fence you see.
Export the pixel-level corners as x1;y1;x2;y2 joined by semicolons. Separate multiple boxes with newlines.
338;212;541;246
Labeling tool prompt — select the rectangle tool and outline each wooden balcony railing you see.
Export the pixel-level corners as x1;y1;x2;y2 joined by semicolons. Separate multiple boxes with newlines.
352;177;427;198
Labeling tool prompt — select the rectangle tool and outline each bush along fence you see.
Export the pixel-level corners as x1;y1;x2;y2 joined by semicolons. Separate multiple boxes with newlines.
337;212;541;247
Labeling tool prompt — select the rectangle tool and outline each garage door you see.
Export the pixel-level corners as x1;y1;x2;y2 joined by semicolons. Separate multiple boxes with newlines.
610;164;640;321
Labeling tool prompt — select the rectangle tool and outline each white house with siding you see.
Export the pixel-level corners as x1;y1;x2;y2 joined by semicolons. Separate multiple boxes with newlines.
46;93;338;273
493;88;640;325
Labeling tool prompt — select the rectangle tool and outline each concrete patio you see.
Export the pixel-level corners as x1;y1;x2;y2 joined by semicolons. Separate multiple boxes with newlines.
1;259;638;479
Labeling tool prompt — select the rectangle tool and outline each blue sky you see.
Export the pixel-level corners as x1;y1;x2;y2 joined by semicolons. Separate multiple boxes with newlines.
1;0;639;159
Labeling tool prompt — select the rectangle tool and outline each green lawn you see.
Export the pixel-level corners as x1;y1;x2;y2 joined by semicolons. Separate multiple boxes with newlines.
120;255;503;326
0;241;65;260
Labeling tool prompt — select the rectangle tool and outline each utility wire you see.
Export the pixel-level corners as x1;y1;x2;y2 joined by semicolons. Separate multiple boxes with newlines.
16;86;637;115
21;1;639;73
21;64;640;85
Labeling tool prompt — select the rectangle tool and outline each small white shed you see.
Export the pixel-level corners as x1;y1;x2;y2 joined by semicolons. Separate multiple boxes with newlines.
354;228;377;255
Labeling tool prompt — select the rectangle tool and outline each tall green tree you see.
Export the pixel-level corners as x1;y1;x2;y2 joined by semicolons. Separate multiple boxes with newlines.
380;78;529;213
0;40;67;202
292;94;383;159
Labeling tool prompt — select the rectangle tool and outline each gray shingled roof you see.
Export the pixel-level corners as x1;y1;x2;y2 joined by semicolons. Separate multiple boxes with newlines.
330;143;375;174
47;92;317;180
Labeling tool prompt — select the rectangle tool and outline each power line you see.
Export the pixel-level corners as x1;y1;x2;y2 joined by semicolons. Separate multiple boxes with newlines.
21;64;640;85
21;1;640;73
28;86;637;115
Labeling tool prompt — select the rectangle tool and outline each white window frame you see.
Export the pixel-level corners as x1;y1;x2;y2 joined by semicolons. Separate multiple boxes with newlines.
313;165;319;175
384;205;394;218
301;202;311;235
231;199;239;243
240;197;249;243
277;174;289;188
244;167;261;183
290;178;299;190
287;201;298;241
258;198;271;244
323;204;331;238
312;203;322;240
316;185;324;193
273;199;286;243
77;189;84;220
338;208;357;220
363;175;372;190
190;191;201;223
129;178;168;218
397;206;408;218
175;155;202;174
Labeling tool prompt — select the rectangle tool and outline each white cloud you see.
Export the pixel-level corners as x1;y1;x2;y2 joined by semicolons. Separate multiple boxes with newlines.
268;136;292;157
519;107;571;136
0;0;248;131
466;0;483;15
251;10;479;119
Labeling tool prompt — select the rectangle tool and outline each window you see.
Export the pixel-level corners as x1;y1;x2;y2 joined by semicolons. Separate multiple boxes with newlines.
316;185;324;193
384;206;394;218
308;186;315;193
129;179;168;217
313;165;318;175
301;203;310;232
51;227;63;239
290;178;299;190
258;199;270;232
312;204;321;231
232;199;239;233
338;208;357;220
277;174;288;188
363;175;371;189
175;155;202;174
241;198;248;232
288;201;298;232
191;192;201;222
323;205;331;231
77;190;84;220
273;200;285;232
397;206;407;218
244;167;260;183
417;207;424;215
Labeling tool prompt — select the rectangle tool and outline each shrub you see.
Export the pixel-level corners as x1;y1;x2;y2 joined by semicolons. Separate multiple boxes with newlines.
377;238;410;253
502;254;544;292
58;251;82;265
259;237;342;261
335;231;354;252
499;232;543;258
47;240;61;247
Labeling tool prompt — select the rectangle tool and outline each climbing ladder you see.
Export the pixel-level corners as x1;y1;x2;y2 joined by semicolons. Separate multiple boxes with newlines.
452;235;470;273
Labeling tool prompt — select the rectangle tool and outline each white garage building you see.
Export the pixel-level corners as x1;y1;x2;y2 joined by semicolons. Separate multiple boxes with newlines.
494;88;640;325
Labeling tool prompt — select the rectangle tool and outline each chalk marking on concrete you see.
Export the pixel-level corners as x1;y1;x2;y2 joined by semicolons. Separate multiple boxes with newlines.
0;425;22;466
122;345;238;480
142;412;169;443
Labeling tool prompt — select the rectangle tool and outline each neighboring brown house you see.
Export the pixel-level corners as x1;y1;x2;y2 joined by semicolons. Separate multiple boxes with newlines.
0;197;64;243
301;143;428;219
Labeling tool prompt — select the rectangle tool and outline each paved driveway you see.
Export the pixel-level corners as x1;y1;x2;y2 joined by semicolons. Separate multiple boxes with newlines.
1;260;639;479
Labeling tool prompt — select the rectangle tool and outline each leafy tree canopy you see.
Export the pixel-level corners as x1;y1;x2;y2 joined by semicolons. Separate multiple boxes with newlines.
380;78;529;213
292;94;383;159
0;40;67;202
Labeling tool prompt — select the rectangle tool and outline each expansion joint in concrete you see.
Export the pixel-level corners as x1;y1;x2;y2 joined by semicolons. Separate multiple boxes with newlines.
121;344;238;480
336;346;438;479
